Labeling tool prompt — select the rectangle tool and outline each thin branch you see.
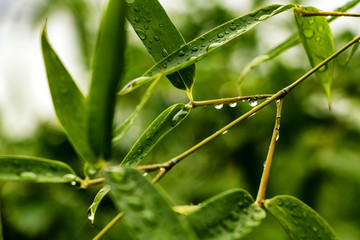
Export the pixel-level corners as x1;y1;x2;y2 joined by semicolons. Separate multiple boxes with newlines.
299;10;360;17
255;99;283;207
191;94;273;108
92;212;124;240
80;178;106;189
137;34;360;183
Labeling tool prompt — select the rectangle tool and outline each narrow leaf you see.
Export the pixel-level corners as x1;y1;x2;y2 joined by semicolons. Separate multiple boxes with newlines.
237;0;360;86
87;184;111;225
113;73;161;144
88;0;126;159
0;156;80;184
0;201;3;240
187;189;266;240
120;4;296;94
265;195;339;240
106;167;197;240
294;6;334;104
41;23;97;164
126;0;195;91
121;103;190;167
345;41;359;65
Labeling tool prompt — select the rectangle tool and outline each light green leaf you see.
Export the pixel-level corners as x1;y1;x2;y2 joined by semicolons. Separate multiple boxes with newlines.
41;23;97;164
187;189;266;240
88;0;126;159
106;167;197;240
265;195;339;240
113;74;161;144
345;41;359;65
237;0;360;86
120;4;296;94
121;103;190;167
126;0;195;91
294;6;334;104
0;156;80;184
87;184;111;225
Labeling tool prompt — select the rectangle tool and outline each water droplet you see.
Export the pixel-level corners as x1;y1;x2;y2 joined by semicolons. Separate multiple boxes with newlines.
229;25;237;31
137;149;143;155
229;102;237;108
308;17;315;24
222;130;228;135
154;36;159;41
171;108;190;127
178;50;185;56
303;29;314;38
275;198;283;206
214;103;223;109
162;61;167;68
144;25;149;30
248;98;258;107
134;17;140;22
145;17;151;23
207;42;223;52
318;64;327;72
218;33;224;38
87;208;95;224
258;15;271;21
159;167;165;172
263;161;267;168
315;37;321;42
128;197;143;211
312;227;318;232
276;133;280;141
318;25;324;31
135;29;146;40
20;171;37;181
237;29;246;35
224;30;229;35
141;210;156;225
143;172;148;176
191;47;198;52
162;49;168;57
134;7;140;12
159;23;164;28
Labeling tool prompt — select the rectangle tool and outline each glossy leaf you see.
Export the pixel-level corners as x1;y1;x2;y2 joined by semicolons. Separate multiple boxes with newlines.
237;0;360;86
41;23;97;164
187;189;266;240
126;0;195;91
294;6;334;104
113;74;161;144
0;156;80;184
106;167;197;240
120;4;296;94
121;104;190;167
265;195;339;240
88;0;126;159
87;184;111;225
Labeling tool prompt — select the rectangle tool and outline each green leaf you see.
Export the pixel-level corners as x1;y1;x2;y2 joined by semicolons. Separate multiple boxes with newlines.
106;167;197;240
294;6;334;104
237;0;360;86
120;4;296;94
0;156;80;184
126;0;195;91
187;189;266;240
345;41;359;65
121;103;190;167
41;23;97;164
88;0;126;159
113;74;161;144
265;195;339;240
87;184;111;225
0;201;3;240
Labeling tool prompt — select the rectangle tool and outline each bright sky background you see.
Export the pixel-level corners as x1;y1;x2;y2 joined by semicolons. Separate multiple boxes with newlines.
0;0;359;138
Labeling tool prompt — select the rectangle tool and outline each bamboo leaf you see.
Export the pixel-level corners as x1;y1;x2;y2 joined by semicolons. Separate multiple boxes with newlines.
120;4;296;94
87;184;111;225
88;0;126;159
106;167;197;240
121;104;190;167
0;156;80;184
345;41;359;65
113;73;161;144
237;0;360;86
126;0;195;91
41;23;97;164
294;6;334;104
265;195;339;240
187;189;266;240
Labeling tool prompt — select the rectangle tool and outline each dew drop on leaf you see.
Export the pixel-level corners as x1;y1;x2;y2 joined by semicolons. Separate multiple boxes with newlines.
161;49;168;57
303;29;315;39
135;29;146;40
20;171;38;181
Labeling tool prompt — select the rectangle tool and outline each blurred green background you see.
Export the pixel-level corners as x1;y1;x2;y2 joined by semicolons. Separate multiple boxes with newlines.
1;0;360;239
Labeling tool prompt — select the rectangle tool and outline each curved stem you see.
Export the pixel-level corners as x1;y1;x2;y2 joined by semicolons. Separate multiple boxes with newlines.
92;212;124;240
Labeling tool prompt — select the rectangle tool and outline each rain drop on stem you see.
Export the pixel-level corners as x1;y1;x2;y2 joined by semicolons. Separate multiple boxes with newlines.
229;102;237;108
214;103;223;109
248;98;258;107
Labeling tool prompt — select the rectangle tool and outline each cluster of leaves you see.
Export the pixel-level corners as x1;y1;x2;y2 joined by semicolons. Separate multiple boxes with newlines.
1;0;360;239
